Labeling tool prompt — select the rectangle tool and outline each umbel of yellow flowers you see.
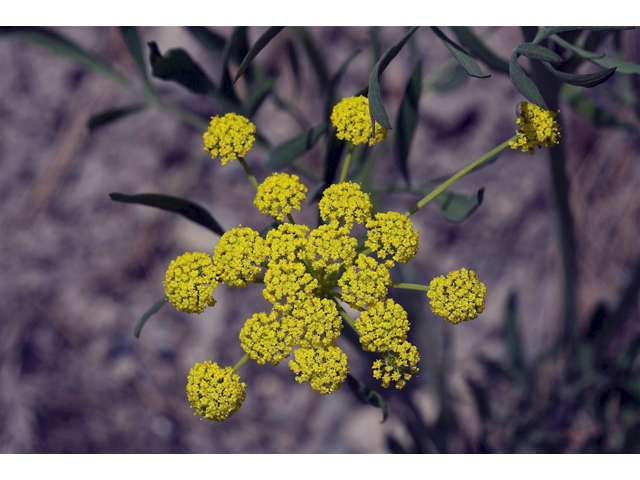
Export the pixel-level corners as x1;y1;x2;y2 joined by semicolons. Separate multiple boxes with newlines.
509;101;561;155
167;101;486;421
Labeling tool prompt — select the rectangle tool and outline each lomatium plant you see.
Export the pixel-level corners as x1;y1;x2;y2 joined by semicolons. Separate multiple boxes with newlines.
156;91;568;422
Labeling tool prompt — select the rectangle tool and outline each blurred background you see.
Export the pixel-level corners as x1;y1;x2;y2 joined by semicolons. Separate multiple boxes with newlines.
0;26;638;453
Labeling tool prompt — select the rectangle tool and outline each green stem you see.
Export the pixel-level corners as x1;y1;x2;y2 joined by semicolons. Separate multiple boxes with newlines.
232;353;250;373
332;298;361;337
339;142;355;183
404;136;516;218
390;282;430;293
238;157;260;191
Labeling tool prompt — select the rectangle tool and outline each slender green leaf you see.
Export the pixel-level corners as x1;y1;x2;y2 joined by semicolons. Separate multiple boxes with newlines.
515;43;563;63
395;62;421;185
234;27;284;82
267;123;326;170
369;26;420;134
109;193;225;235
434;188;484;223
88;103;147;131
148;41;215;95
543;62;616;87
285;39;302;95
591;56;640;75
509;49;548;108
346;374;388;423
549;33;605;59
294;26;330;91
451;26;510;74
119;27;153;92
534;26;634;44
312;130;346;203
0;27;128;86
431;27;490;78
134;297;169;338
218;28;242;105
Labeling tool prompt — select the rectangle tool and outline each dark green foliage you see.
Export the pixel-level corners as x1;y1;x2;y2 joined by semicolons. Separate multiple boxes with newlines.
346;374;388;423
431;27;490;79
88;104;147;131
109;193;225;236
434;188;484;223
395;62;421;185
134;297;169;339
148;41;215;95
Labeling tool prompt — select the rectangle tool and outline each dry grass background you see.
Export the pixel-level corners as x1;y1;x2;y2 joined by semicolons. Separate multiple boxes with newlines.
0;26;638;453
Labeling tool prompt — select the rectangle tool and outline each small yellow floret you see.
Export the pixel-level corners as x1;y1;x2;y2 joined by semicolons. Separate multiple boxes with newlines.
356;299;410;353
254;173;308;222
289;343;349;394
338;254;391;310
289;297;343;348
203;112;256;165
318;182;372;228
164;252;218;314
509;102;561;155
365;211;419;267
330;96;388;146
240;310;292;366
263;260;318;314
186;361;246;421
427;268;487;324
213;226;269;288
266;223;310;263
372;341;420;389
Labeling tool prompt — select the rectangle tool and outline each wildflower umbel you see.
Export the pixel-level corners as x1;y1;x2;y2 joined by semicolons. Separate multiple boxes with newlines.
318;182;372;228
164;252;218;314
213;227;269;288
427;268;487;324
509;101;561;155
365;212;419;267
331;95;388;146
289;342;349;394
186;361;246;421
254;173;308;222
203;112;256;165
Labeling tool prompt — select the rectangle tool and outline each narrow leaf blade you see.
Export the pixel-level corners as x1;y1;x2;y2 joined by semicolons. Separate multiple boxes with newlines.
88;103;147;131
267;123;326;171
346;374;388;423
451;26;510;74
134;297;169;338
395;62;421;184
368;26;420;133
543;61;617;88
431;26;490;78
591;56;640;75
234;26;284;82
515;43;563;63
509;50;548;108
109;193;225;235
119;27;153;91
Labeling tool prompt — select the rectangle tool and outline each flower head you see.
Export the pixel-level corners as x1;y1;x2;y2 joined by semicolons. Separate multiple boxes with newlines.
266;223;310;263
509;101;561;155
164;252;218;314
372;341;420;389
338;254;391;310
288;297;343;348
427;268;487;324
365;211;419;267
203;112;256;165
240;310;292;366
186;361;246;421
254;173;308;222
356;299;410;353
263;260;318;314
318;182;372;228
304;221;357;274
213;227;269;288
289;343;349;394
330;96;387;146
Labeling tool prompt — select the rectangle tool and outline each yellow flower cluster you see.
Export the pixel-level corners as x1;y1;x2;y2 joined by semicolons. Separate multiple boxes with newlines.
372;341;420;389
365;211;419;267
338;254;391;310
356;299;410;353
319;181;372;227
330;95;388;146
164;252;218;314
203;112;256;165
289;343;349;394
427;268;487;324
254;173;308;222
509;102;561;155
213;227;269;288
266;223;310;263
186;361;246;421
240;311;292;366
305;221;357;274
